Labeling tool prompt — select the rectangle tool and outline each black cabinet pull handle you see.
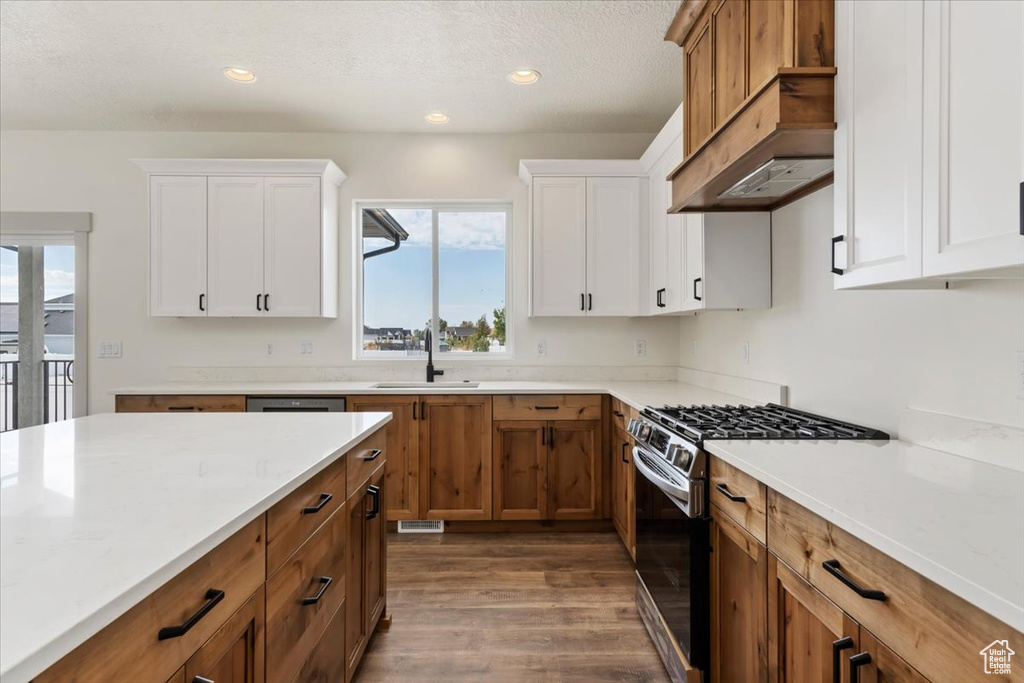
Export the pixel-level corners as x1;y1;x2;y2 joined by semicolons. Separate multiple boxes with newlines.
167;406;197;411
849;652;872;683
421;400;427;419
362;448;382;462
621;442;628;463
693;277;703;301
199;293;205;312
716;483;746;503
302;492;333;514
412;401;417;420
158;588;224;640
541;426;546;446
588;293;593;311
366;484;381;520
580;293;585;311
822;559;886;601
534;405;559;410
548;426;554;444
192;677;215;683
263;293;270;311
613;411;624;418
831;235;845;275
256;293;262;311
301;576;333;606
656;288;666;308
832;637;855;683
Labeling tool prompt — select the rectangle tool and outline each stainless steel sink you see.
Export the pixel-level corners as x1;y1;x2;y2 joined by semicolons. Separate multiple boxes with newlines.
371;381;480;389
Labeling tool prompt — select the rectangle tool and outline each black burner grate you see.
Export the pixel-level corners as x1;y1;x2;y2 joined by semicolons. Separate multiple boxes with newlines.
648;403;889;442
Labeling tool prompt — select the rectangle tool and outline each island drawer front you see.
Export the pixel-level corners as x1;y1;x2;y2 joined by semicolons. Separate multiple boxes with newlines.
709;455;767;544
34;517;266;683
767;490;1024;683
347;428;387;499
266;455;347;576
493;394;603;421
266;502;348;683
115;394;246;412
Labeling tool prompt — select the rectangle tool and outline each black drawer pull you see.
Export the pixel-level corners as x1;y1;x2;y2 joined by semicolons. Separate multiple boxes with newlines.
849;652;872;683
301;576;333;606
693;277;703;301
715;483;746;503
158;588;224;640
167;406;196;411
831;235;845;275
621;442;629;464
366;484;381;520
613;411;624;418
362;448;382;462
302;492;333;514
192;677;215;683
822;559;886;601
832;637;854;683
534;405;559;410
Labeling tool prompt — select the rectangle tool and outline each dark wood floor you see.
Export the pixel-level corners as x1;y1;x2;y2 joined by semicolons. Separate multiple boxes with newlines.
354;532;670;683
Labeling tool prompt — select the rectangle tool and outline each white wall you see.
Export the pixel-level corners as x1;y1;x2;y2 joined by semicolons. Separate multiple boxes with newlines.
679;186;1024;434
0;130;680;413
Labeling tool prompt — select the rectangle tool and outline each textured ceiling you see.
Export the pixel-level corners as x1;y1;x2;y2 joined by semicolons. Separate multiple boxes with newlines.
0;0;683;133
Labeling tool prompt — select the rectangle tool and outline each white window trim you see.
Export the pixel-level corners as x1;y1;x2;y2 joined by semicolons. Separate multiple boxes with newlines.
353;200;514;362
0;212;91;417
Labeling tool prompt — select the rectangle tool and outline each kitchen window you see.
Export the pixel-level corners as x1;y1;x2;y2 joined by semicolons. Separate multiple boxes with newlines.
357;203;510;359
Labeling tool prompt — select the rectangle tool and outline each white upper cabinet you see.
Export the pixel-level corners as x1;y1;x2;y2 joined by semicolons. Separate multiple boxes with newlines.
263;176;323;317
649;135;687;314
586;177;640;316
207;176;265;316
531;176;588;317
834;0;1023;288
149;176;208;317
136;159;345;318
684;213;772;311
834;0;924;289
923;0;1024;277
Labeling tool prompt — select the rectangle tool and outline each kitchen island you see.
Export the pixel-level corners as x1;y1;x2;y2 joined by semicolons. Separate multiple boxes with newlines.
0;411;391;683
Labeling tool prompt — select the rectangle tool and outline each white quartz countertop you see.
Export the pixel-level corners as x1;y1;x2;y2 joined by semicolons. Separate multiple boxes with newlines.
705;438;1024;632
0;412;392;682
110;380;760;413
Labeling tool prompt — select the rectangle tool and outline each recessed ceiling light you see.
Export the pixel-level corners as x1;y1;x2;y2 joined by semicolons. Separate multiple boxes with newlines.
223;67;256;83
425;112;450;124
508;69;541;85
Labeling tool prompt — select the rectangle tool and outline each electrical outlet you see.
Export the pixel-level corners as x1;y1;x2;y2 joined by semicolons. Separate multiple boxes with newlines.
98;342;122;358
300;342;314;355
634;339;647;357
536;340;546;356
266;343;274;356
742;341;750;365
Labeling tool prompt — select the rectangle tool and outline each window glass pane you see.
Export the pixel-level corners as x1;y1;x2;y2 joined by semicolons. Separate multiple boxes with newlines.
361;208;431;358
438;211;507;355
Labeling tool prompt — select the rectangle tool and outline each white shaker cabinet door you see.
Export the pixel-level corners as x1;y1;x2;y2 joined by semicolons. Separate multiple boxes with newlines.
149;176;208;317
531;177;588;316
586;177;640;316
683;213;705;311
263;176;322;317
834;0;925;288
923;0;1024;276
207;176;265;316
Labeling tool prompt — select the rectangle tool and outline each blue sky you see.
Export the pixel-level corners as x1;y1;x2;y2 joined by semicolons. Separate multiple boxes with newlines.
0;246;75;302
363;208;506;331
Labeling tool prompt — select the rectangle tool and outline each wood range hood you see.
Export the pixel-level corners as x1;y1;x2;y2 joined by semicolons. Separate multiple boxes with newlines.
665;0;836;213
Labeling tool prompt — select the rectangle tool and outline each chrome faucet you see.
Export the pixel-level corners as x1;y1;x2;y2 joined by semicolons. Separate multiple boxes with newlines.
424;329;444;383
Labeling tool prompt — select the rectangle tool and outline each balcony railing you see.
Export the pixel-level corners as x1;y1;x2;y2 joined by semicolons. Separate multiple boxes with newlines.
0;357;74;433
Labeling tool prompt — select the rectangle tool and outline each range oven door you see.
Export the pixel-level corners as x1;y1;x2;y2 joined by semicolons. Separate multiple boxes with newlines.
634;446;709;673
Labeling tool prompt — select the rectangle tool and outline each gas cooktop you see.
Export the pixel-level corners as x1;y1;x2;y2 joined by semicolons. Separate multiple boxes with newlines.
643;403;890;442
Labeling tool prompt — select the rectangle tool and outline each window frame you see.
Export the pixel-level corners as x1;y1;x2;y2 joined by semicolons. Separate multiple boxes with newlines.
353;200;513;361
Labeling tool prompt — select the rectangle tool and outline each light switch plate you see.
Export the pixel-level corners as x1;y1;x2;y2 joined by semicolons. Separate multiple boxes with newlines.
98;342;122;358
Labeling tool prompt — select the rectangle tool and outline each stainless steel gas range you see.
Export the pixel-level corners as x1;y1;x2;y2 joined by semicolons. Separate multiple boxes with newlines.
627;403;889;682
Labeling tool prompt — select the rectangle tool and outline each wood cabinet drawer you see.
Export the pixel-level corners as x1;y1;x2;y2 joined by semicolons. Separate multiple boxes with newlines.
610;397;632;433
290;597;346;683
346;428;386;499
36;518;265;683
709;455;767;544
768;490;1024;683
266;456;347;576
493;394;602;421
115;394;246;413
266;504;347;683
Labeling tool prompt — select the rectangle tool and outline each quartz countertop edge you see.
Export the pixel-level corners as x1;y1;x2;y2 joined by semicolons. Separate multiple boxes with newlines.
0;412;392;683
704;439;1024;633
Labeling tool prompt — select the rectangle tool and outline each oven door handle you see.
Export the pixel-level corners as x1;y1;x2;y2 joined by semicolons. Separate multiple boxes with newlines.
633;447;702;518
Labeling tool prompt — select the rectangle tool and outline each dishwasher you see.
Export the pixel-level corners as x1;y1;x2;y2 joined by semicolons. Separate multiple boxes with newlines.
246;397;347;412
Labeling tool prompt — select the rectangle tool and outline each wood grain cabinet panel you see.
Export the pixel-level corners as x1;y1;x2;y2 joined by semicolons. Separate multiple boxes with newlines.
684;16;715;156
713;0;748;126
115;394;246;413
548;420;602;520
747;0;787;93
347;395;419;521
185;587;265;683
345;428;386;499
611;428;635;558
290;600;347;683
709;455;767;544
493;421;548;520
711;507;768;683
419;395;493;520
346;466;387;682
492;394;602;421
166;667;186;683
855;629;929;683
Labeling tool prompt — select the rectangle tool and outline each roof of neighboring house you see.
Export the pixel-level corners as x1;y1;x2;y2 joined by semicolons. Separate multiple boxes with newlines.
445;326;477;338
0;303;74;335
363;325;411;338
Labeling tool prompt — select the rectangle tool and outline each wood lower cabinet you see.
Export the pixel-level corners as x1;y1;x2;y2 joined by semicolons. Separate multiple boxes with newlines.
492;419;603;521
115;394;246;412
419;395;493;520
347;395;419;521
711;506;767;683
768;553;859;683
611;427;634;556
186;587;265;683
855;630;929;683
346;465;387;681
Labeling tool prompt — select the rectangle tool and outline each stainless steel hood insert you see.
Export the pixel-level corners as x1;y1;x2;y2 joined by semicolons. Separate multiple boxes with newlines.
718;158;834;200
